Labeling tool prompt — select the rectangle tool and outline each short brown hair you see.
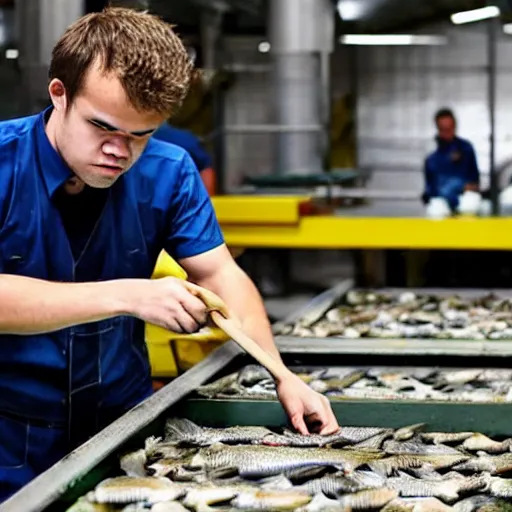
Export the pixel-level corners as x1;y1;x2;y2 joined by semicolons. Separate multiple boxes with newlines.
49;7;195;116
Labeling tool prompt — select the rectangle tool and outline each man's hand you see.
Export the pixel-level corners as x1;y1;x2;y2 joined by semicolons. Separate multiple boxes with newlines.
125;277;211;334
276;372;340;435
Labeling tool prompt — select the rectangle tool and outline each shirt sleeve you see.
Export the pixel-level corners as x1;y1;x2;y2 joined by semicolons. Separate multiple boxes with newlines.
423;157;437;200
163;152;224;260
465;144;480;185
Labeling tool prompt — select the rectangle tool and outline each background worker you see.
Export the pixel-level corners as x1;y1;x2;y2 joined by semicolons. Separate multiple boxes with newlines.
153;122;216;196
422;108;480;211
0;8;338;501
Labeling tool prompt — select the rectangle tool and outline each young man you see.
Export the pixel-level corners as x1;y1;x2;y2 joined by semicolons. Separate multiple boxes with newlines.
422;108;480;211
0;8;338;500
153;123;216;196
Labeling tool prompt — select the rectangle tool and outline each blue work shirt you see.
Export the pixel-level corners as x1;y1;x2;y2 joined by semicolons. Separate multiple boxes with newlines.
423;136;480;210
153;124;212;172
0;110;224;429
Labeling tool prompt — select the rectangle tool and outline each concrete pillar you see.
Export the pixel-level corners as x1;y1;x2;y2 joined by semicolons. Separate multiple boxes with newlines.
16;0;84;114
268;0;334;175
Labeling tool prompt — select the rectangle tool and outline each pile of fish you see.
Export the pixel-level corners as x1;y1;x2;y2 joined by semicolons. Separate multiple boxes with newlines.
273;290;512;340
67;419;512;511
195;364;512;403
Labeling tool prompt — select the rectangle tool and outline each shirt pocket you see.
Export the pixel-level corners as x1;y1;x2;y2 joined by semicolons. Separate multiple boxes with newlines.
0;414;29;468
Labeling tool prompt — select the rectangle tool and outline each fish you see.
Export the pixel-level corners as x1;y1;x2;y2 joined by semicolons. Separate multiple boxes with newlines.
393;423;427;441
381;497;456;512
484;475;512;498
369;453;469;477
296;492;350;512
189;443;383;478
309;371;365;394
237;364;272;386
165;418;273;446
230;488;312;510
195;372;241;398
341;426;387;444
420;432;475;445
453;495;495;512
453;452;512;475
120;449;148;478
348;428;394;451
383;439;462;456
460;433;512;454
181;485;239;511
296;472;369;497
387;473;485;503
476;499;512;512
150;503;190;512
339;487;398;510
87;476;185;505
66;499;116;512
261;429;350;448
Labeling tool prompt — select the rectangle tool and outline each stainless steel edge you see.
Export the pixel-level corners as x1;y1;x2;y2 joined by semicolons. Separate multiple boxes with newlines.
0;342;243;512
275;336;512;357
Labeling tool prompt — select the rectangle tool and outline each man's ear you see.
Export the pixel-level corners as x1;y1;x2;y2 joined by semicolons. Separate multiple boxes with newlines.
48;78;68;112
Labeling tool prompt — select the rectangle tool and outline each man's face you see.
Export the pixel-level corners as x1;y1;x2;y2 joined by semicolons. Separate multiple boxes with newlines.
49;63;167;189
436;115;456;143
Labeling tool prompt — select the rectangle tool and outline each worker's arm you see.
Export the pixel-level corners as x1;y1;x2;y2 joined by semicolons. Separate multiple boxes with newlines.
200;167;216;197
422;158;437;204
0;275;127;334
179;244;281;361
464;144;480;192
0;273;222;335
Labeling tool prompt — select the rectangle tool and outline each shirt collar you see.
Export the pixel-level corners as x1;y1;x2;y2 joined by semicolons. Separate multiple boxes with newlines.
35;107;73;198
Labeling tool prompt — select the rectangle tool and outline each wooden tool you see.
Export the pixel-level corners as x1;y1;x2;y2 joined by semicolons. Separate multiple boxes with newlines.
184;281;290;382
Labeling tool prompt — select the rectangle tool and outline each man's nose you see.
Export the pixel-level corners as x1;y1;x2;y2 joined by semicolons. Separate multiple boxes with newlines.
102;135;130;160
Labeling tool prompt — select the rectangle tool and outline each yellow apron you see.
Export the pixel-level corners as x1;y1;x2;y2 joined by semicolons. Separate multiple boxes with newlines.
145;251;230;377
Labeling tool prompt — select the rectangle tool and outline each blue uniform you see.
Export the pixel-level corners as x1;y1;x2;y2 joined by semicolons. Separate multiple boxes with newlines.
423;136;480;210
0;109;224;500
153;124;212;172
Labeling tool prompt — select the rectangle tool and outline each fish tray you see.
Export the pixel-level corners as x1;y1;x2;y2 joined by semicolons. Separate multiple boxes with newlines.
5;340;512;512
273;280;512;357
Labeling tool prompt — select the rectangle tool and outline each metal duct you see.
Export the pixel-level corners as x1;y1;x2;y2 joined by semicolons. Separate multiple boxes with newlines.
269;0;334;175
16;0;84;114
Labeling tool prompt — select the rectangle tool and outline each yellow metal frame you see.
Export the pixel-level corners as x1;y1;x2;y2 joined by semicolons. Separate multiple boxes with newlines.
211;196;512;250
218;217;512;250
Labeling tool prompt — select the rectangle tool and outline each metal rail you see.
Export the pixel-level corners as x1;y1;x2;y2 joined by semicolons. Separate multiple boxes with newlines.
0;343;243;512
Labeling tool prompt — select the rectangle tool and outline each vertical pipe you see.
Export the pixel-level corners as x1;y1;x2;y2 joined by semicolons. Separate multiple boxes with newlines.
488;16;498;215
268;0;334;176
17;0;84;114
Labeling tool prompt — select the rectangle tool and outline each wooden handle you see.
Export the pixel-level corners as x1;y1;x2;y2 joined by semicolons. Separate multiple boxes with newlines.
210;311;289;382
182;281;290;381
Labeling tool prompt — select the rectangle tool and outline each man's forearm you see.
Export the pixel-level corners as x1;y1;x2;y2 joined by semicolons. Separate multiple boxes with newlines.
0;274;127;335
196;265;283;362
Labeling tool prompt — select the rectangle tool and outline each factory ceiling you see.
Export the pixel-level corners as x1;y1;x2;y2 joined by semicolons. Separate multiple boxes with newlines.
146;0;512;35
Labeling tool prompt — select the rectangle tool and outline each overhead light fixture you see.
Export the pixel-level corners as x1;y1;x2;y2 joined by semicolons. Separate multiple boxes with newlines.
451;6;500;25
340;34;448;46
5;49;18;60
258;41;271;53
504;23;512;34
337;0;364;21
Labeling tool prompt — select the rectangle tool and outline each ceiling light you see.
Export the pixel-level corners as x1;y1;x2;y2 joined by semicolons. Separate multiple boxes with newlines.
337;0;364;21
5;49;18;59
451;6;500;25
504;23;512;34
340;34;447;46
258;41;271;53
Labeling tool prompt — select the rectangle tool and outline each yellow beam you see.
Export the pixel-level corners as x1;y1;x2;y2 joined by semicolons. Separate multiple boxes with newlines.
219;216;512;250
212;195;311;225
